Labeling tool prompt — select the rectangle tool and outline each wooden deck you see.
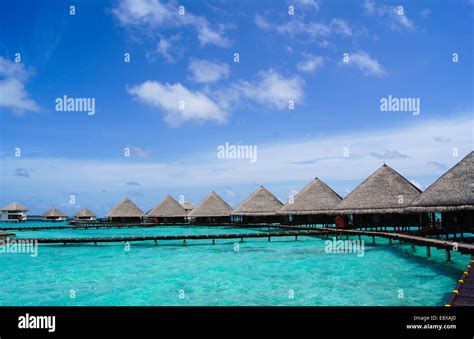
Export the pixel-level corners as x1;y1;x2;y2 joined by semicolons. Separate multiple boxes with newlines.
12;227;474;255
0;222;275;232
446;257;474;306
19;230;322;244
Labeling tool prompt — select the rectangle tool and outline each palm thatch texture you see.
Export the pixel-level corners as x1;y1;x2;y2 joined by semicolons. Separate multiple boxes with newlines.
106;197;145;218
147;195;188;217
232;186;283;216
42;208;68;218
333;164;421;214
181;202;194;212
188;192;233;217
73;208;97;218
1;202;29;211
409;151;473;212
279;178;342;215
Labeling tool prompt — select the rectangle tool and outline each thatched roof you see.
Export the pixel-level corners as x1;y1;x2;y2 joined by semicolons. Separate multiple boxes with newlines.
187;192;233;217
181;202;194;211
333;164;421;214
408;151;473;212
74;208;97;218
232;186;283;216
1;202;28;212
42;208;68;217
106;197;145;217
147;195;188;217
279;178;342;215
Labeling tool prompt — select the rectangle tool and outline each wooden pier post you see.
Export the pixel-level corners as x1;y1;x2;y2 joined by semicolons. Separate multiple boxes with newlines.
295;235;298;241
372;236;375;244
389;238;392;245
446;249;451;262
212;239;215;245
154;240;157;246
426;246;431;257
183;239;187;246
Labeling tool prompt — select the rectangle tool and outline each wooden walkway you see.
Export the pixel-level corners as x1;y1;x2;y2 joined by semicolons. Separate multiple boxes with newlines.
278;225;474;256
0;223;274;232
19;230;322;244
446;257;474;306
0;232;16;238
12;227;474;255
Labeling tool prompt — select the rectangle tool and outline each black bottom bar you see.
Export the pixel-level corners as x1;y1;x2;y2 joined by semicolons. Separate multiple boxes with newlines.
0;307;473;338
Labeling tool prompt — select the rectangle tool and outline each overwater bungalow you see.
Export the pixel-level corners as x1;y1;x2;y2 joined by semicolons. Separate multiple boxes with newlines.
42;208;68;221
181;201;194;213
232;186;284;224
332;164;421;228
0;202;29;221
106;197;145;223
73;208;97;221
408;151;473;230
147;195;188;224
187;191;233;224
278;178;342;225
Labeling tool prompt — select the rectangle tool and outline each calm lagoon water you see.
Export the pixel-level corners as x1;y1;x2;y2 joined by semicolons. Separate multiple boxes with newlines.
0;223;468;306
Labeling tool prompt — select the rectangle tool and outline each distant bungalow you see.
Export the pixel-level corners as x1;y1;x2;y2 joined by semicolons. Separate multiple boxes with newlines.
73;208;97;221
187;191;233;224
333;164;421;227
42;208;68;221
106;197;145;223
409;151;473;229
181;201;194;213
278;178;342;225
232;186;283;224
147;195;188;224
1;202;29;221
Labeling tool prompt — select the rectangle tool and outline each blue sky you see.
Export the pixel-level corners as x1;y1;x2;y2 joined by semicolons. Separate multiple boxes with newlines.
0;0;473;215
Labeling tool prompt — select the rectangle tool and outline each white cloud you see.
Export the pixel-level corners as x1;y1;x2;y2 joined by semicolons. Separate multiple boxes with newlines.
112;0;231;47
188;59;229;84
255;15;352;42
294;0;320;11
297;54;324;73
127;80;228;125
112;0;171;26
341;51;385;76
128;69;304;125
3;114;471;201
128;146;153;158
147;36;180;63
231;70;304;109
363;0;414;31
0;57;40;113
330;19;353;36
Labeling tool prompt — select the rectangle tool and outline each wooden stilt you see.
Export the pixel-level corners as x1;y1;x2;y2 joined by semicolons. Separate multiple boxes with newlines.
426;246;431;257
446;249;451;262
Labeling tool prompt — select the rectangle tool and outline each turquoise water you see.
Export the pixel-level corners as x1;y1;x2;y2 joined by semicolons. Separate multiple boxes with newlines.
0;225;468;306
